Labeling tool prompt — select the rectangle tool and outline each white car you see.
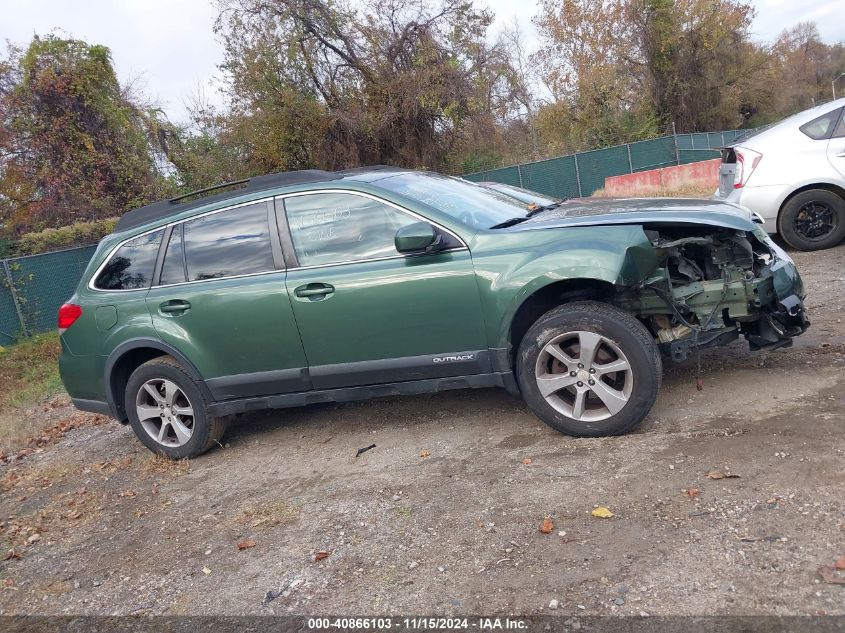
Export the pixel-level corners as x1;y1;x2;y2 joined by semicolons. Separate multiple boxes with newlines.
715;98;845;251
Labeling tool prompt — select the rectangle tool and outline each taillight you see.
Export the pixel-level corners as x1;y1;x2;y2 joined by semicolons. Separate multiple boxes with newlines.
58;303;82;331
734;147;762;189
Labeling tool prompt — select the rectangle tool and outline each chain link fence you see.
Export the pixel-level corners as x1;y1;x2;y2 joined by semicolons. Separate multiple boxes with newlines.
0;128;754;346
462;129;753;195
0;245;96;346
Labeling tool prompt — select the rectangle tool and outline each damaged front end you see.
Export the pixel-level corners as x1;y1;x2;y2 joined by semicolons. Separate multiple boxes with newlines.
617;225;809;362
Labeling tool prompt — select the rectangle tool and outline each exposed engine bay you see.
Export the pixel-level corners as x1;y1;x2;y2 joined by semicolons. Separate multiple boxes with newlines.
617;225;809;362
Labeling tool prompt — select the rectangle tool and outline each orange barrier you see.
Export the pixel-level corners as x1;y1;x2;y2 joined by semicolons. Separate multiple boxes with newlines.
604;159;720;196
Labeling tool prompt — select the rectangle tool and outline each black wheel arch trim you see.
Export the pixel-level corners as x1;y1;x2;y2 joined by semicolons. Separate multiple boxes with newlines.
104;337;213;420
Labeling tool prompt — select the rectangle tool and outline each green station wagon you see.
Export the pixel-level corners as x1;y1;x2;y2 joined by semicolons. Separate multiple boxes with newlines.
58;168;808;458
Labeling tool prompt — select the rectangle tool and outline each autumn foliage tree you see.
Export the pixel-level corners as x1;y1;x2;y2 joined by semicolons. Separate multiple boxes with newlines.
211;0;519;171
0;36;167;234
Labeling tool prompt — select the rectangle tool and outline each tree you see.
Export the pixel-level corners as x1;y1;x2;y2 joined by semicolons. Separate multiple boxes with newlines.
211;0;519;172
0;36;169;234
533;0;658;150
772;23;845;115
532;0;782;140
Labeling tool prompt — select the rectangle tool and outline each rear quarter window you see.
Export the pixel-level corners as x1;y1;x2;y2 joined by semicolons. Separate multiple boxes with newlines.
799;107;843;140
94;229;164;290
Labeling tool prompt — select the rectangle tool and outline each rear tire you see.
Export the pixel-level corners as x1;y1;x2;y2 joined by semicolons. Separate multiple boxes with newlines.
516;301;662;437
778;189;845;251
125;356;227;459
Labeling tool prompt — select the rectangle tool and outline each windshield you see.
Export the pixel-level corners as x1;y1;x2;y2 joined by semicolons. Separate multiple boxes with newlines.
375;172;531;229
481;182;561;207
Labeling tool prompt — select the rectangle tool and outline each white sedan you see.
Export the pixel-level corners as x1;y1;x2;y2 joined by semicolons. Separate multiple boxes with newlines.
715;98;845;250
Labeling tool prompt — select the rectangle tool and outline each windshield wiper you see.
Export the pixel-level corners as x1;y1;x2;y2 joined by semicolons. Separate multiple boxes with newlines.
489;217;529;229
490;199;569;229
526;199;567;218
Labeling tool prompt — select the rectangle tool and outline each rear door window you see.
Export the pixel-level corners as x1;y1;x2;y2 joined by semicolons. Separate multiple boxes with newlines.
183;201;275;281
800;107;843;140
94;229;164;290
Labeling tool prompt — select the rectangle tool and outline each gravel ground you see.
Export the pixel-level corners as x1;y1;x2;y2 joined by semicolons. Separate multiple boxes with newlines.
0;241;843;617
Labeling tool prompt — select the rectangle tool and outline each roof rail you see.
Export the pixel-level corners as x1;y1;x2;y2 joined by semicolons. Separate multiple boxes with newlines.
168;178;250;204
115;169;342;232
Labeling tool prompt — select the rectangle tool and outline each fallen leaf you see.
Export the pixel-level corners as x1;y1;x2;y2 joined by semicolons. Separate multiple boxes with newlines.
539;517;554;534
706;470;739;480
686;488;700;498
419;450;431;458
522;458;532;465
3;549;21;561
237;539;256;551
202;567;212;575
314;551;331;561
591;507;614;519
26;533;40;544
818;565;845;585
119;489;136;498
836;556;845;571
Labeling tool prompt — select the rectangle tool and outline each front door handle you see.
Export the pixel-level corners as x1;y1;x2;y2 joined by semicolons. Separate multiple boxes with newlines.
159;300;191;315
836;151;845;158
293;283;335;301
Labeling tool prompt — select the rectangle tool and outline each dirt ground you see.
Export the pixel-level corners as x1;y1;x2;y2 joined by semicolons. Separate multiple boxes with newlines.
0;241;843;617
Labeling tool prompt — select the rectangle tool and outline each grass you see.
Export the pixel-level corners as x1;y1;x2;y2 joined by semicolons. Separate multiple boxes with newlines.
0;332;64;452
139;453;191;477
592;180;715;199
240;500;300;529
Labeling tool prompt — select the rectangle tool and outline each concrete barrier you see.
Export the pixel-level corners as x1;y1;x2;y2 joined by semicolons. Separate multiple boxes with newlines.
604;158;720;196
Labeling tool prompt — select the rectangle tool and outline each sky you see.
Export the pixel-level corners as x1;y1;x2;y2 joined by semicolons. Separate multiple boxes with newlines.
1;0;843;124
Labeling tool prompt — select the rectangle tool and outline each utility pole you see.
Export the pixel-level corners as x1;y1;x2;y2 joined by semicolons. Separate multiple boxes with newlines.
833;72;845;100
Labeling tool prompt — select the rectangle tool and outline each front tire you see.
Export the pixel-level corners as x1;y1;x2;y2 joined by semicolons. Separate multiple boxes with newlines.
516;301;662;437
778;189;845;251
125;356;227;458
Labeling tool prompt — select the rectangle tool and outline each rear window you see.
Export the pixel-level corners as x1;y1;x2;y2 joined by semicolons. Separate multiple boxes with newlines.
799;107;843;140
94;229;164;290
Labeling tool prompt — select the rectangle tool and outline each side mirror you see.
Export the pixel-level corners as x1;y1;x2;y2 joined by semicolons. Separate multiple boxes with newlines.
395;222;440;254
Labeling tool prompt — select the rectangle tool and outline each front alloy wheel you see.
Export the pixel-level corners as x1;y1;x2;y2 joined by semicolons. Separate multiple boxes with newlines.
535;330;633;422
517;301;662;437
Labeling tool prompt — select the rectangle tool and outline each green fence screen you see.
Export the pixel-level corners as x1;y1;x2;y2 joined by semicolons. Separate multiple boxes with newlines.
0;245;96;346
462;129;753;196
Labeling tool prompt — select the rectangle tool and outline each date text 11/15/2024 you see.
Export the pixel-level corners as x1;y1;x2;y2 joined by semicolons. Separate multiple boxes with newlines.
307;617;529;630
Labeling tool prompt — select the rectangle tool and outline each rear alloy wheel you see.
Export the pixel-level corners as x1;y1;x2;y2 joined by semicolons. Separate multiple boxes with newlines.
779;189;845;251
136;378;195;448
517;301;662;437
125;356;227;458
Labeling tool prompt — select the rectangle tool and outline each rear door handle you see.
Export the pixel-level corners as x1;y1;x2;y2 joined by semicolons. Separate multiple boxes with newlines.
159;300;191;314
836;151;845;158
293;283;335;300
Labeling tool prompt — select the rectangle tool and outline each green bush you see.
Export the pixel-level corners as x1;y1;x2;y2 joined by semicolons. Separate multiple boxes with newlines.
12;218;117;256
